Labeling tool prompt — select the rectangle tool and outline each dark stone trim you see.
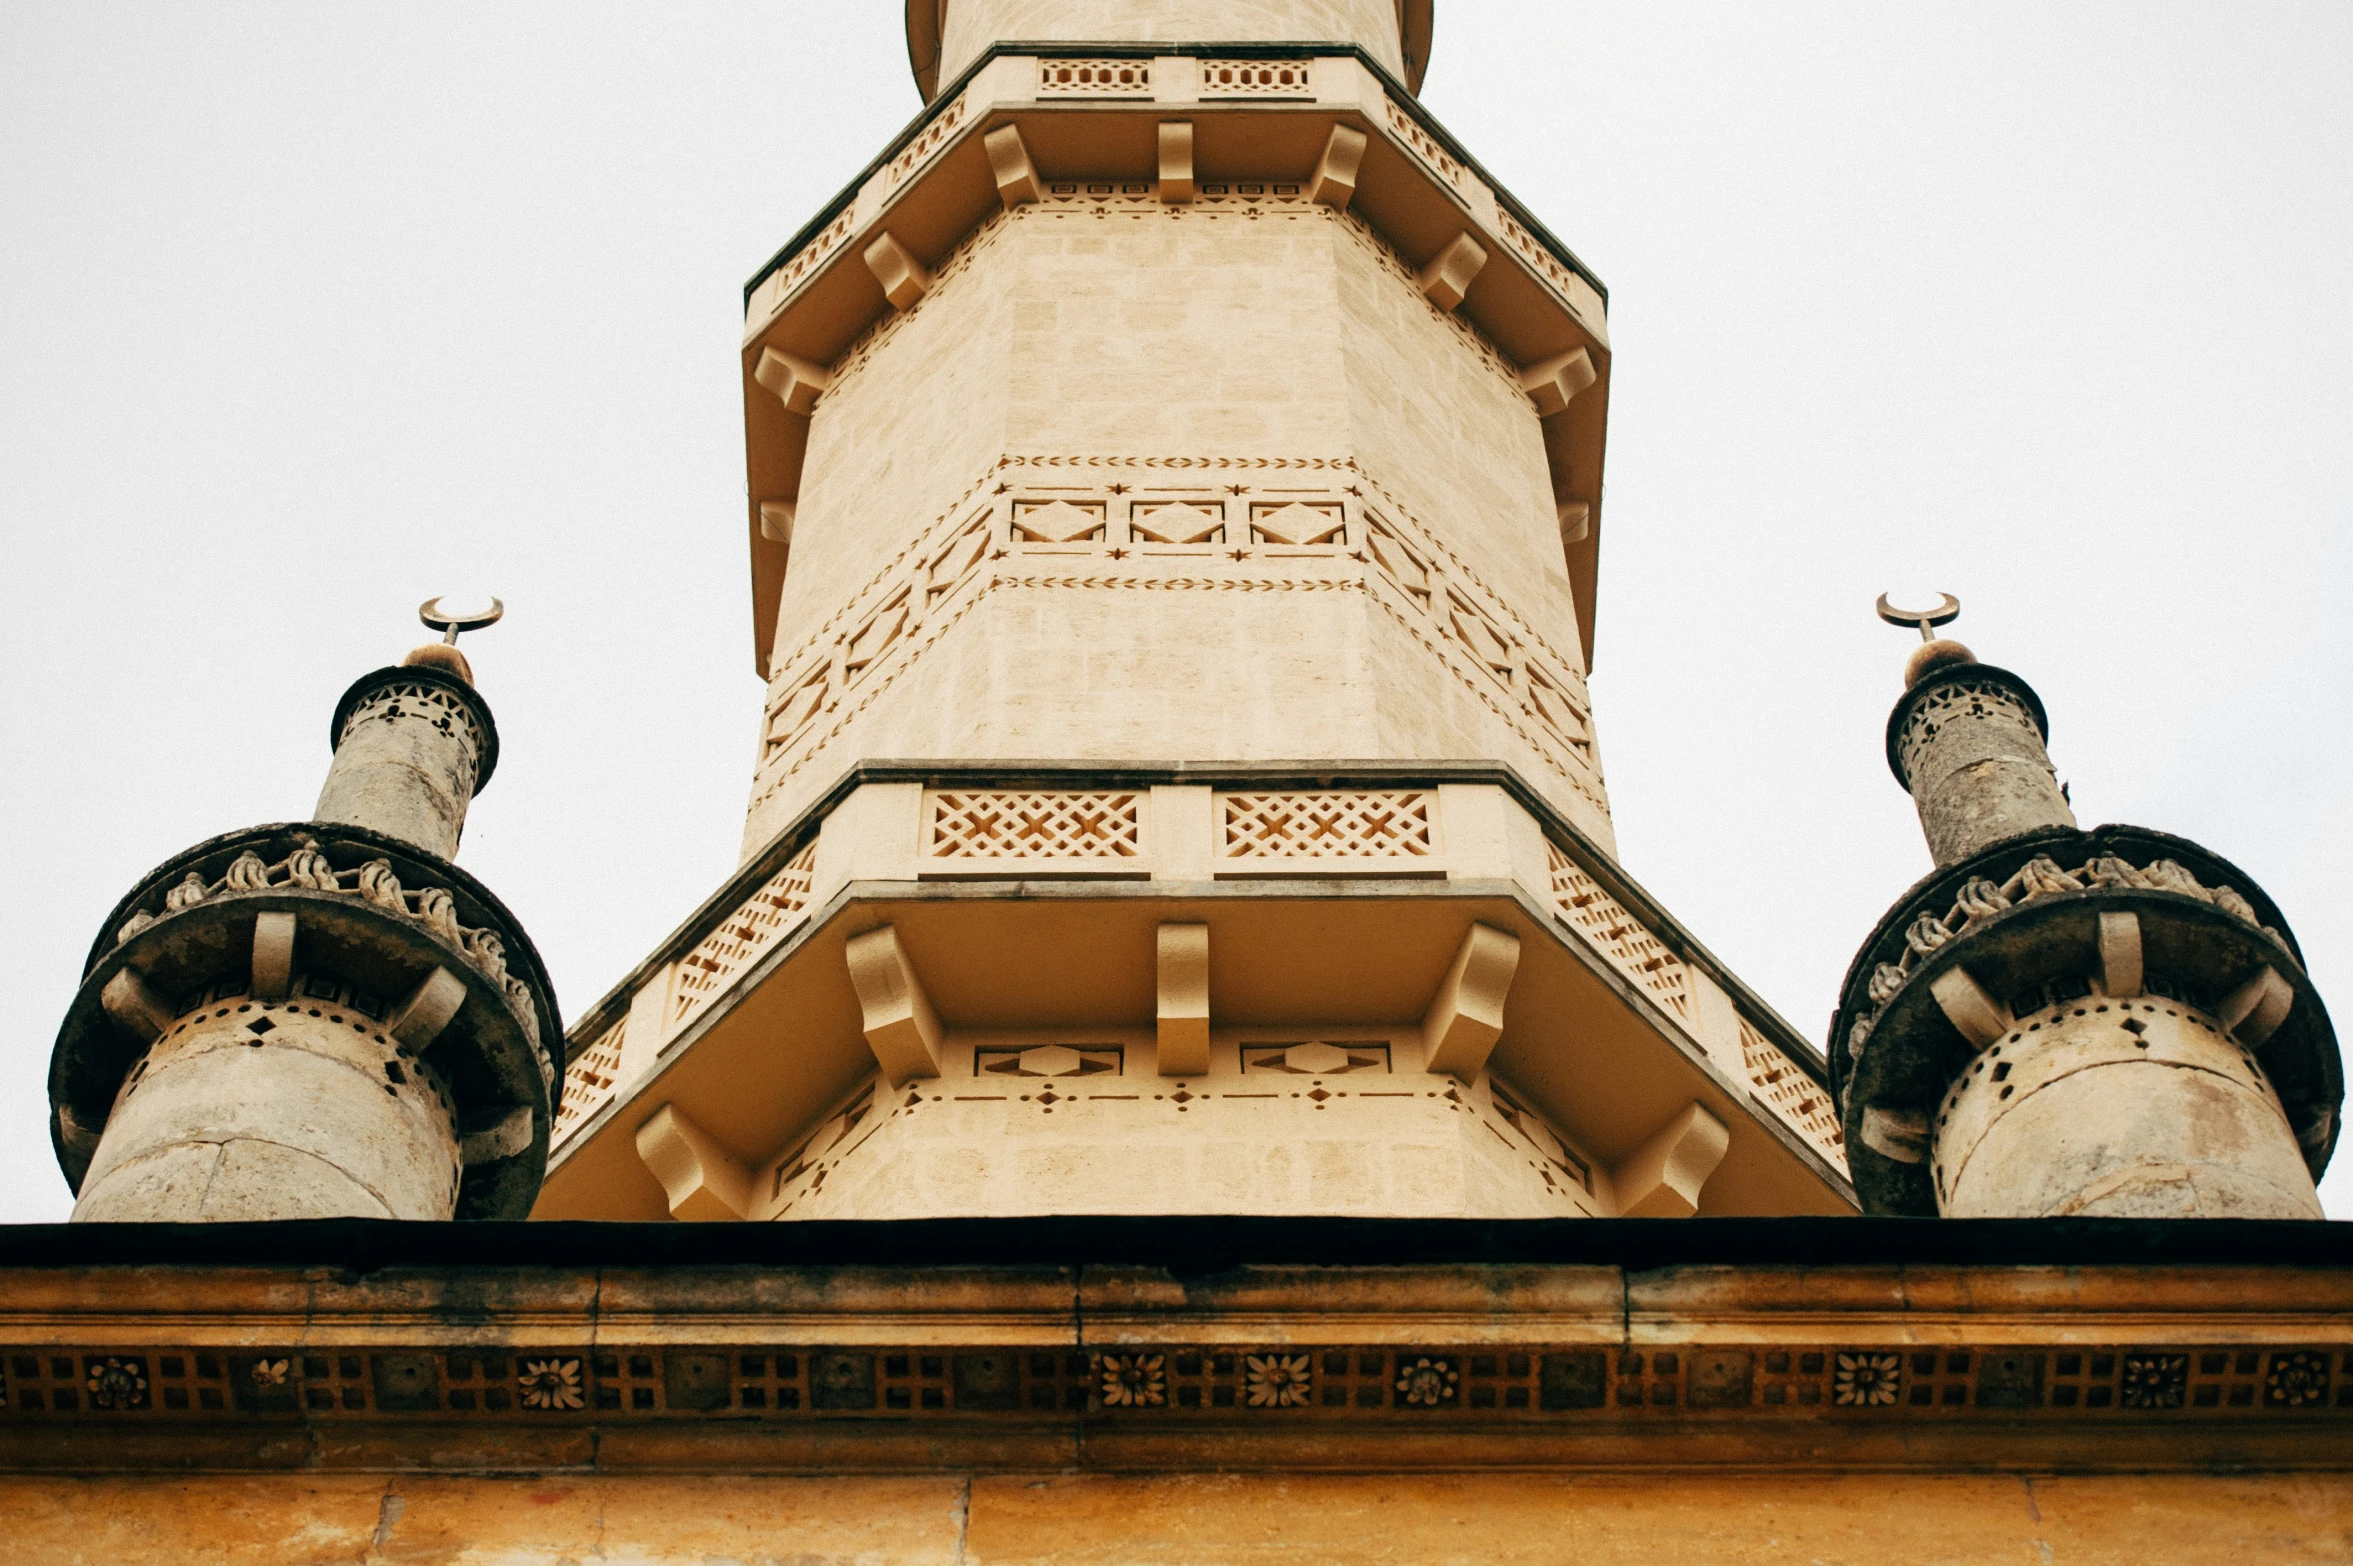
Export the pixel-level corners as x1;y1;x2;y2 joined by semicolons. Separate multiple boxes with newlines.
327;663;500;791
0;1216;2348;1274
1883;661;2049;790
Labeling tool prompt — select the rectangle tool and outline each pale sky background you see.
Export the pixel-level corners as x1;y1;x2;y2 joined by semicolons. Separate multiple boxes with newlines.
2;2;2347;1221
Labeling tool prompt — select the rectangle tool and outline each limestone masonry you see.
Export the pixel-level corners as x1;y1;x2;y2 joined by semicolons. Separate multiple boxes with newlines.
12;3;2348;1560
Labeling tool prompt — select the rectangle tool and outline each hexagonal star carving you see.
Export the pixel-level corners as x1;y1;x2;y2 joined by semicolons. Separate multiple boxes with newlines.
977;1044;1122;1078
1281;1041;1355;1075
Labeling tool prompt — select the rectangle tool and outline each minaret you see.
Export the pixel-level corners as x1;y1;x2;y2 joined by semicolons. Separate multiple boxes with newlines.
1834;599;2340;1217
48;603;560;1221
536;1;1859;1222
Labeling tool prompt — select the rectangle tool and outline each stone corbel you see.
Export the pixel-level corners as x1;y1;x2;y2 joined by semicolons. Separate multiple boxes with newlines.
634;1102;752;1221
99;968;176;1043
754;347;829;415
758;501;796;546
2221;966;2296;1048
1612;1101;1731;1217
1157;122;1194;204
863;232;933;310
1557;501;1590;546
845;924;943;1085
251;910;297;1001
389;967;468;1052
1309;125;1367;210
1861;1105;1929;1163
1421;922;1522;1078
2097;911;2144;998
1521;348;1597;417
984;124;1041;209
1929;965;2011;1048
1156;922;1209;1075
1418;233;1488;313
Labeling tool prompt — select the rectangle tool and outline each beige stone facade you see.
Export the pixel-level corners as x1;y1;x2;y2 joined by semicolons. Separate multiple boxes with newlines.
21;4;2343;1559
528;0;1819;1232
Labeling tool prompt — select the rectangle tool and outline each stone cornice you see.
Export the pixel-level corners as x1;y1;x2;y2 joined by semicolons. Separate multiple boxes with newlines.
0;1219;2347;1473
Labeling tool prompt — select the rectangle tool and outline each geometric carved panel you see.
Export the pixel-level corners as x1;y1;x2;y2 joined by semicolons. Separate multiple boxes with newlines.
1219;791;1438;862
925;791;1143;860
670;842;821;1029
1740;1016;1847;1166
1546;842;1689;1021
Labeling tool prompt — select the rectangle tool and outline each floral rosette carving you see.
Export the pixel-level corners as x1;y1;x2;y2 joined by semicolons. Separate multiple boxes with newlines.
1096;1354;1166;1408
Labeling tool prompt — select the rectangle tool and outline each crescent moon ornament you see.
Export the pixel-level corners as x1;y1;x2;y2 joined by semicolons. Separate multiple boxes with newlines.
419;596;506;646
1875;592;1960;642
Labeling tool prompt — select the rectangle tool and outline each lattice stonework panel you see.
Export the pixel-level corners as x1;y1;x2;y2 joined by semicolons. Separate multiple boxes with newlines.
552;1018;629;1145
669;843;820;1029
1198;60;1314;98
1037;59;1152;97
1546;843;1689;1019
1219;791;1439;864
1740;1017;1847;1166
924;791;1144;862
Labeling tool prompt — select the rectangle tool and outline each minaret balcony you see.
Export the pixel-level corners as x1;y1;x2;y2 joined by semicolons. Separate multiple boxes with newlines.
534;764;1852;1224
734;41;1614;681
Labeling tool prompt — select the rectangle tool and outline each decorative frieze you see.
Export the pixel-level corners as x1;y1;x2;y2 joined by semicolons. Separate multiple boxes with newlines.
3;1341;2343;1423
748;451;1606;820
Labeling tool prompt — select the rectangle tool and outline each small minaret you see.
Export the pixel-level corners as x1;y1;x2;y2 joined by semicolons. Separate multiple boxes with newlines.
49;601;560;1221
1834;597;2340;1217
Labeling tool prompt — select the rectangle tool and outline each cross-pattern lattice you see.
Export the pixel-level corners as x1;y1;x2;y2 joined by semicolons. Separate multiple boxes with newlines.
1740;1017;1847;1166
1220;791;1437;860
552;1017;629;1145
926;792;1143;860
670;843;820;1027
1546;843;1689;1019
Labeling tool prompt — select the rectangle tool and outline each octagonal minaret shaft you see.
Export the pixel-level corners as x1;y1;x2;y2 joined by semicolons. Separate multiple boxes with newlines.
740;1;1617;870
53;609;559;1223
1835;601;2339;1219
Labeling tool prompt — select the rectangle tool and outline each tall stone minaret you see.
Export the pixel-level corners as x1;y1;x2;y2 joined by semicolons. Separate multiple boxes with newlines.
537;1;1861;1223
48;612;561;1221
1834;603;2340;1217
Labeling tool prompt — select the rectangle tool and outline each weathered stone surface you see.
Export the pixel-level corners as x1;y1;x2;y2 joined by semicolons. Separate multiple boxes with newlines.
1890;667;2075;870
314;667;494;861
0;1471;2347;1563
1936;999;2323;1219
73;1007;458;1222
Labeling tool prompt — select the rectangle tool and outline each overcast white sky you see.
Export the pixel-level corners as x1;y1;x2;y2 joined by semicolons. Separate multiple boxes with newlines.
2;2;2347;1222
